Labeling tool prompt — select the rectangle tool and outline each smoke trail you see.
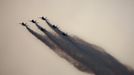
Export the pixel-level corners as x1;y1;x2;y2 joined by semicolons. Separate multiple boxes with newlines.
41;18;134;75
30;20;94;73
21;24;56;49
21;18;134;75
21;23;91;73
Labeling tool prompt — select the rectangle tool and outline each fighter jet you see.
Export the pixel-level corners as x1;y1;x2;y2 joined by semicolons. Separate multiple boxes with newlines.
20;22;27;27
40;17;68;37
40;17;59;29
40;16;47;20
30;20;37;24
61;32;68;36
52;25;57;29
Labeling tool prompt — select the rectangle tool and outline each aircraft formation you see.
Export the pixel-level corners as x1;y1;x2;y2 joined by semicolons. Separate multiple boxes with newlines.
20;17;134;75
20;16;68;36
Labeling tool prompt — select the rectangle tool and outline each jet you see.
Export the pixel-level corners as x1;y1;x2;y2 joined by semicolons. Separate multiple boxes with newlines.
41;17;58;29
52;25;58;29
40;17;68;36
61;32;68;36
41;16;47;20
20;22;27;27
30;20;37;24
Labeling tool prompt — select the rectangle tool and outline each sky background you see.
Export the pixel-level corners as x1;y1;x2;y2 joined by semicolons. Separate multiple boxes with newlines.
0;0;134;75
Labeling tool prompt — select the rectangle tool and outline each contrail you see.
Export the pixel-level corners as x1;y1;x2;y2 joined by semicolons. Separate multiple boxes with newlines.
20;18;134;75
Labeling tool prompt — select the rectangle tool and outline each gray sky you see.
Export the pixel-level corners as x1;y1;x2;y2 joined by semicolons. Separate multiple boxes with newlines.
0;0;134;75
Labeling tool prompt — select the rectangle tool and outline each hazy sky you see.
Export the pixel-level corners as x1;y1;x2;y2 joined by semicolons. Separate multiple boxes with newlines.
0;0;134;75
